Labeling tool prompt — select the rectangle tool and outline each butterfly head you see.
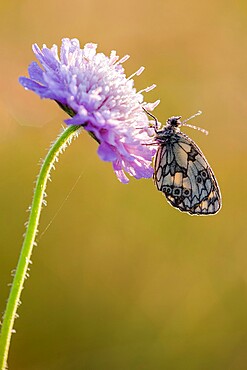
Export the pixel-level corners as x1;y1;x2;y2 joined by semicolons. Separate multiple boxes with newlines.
142;107;207;136
166;116;182;128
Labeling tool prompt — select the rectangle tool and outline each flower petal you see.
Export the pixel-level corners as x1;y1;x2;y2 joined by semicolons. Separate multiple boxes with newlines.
98;142;117;161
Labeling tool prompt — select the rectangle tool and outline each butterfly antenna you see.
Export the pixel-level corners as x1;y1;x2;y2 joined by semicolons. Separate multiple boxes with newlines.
182;111;208;135
142;107;159;132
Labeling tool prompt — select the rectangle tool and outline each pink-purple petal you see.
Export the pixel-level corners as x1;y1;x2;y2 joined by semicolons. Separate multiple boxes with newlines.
113;161;130;184
98;142;117;161
28;62;45;84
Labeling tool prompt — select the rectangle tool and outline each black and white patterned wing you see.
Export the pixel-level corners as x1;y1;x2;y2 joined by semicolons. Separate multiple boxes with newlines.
154;133;222;215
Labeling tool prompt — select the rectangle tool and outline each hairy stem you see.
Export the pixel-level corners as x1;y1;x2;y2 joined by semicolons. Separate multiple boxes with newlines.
0;124;82;369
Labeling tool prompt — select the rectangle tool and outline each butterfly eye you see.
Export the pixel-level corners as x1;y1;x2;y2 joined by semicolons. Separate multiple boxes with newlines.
173;188;182;196
201;170;208;179
162;185;172;194
196;175;202;183
183;189;191;197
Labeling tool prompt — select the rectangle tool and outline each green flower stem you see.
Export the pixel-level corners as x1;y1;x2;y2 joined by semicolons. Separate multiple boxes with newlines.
0;124;82;370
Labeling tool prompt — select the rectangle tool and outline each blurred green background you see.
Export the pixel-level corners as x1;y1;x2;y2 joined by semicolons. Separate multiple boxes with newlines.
0;0;247;369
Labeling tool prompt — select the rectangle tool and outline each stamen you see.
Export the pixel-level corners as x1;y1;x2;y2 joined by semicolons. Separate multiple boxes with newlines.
128;66;145;80
117;55;130;64
144;100;160;111
138;84;156;94
110;56;119;64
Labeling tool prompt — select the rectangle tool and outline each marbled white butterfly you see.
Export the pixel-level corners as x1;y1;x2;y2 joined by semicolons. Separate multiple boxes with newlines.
144;109;222;215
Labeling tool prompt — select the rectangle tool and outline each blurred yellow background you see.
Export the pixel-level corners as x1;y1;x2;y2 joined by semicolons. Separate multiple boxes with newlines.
0;0;247;369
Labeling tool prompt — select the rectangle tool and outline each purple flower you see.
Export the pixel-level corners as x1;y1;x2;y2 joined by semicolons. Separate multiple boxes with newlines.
19;38;159;183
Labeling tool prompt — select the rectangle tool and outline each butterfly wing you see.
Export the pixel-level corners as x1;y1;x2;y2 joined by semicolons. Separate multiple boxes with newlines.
154;132;222;215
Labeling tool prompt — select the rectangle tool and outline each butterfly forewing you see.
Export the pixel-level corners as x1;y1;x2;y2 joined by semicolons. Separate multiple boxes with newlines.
154;124;221;215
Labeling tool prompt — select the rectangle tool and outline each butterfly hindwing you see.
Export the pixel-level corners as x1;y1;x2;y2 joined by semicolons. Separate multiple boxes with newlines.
154;132;221;215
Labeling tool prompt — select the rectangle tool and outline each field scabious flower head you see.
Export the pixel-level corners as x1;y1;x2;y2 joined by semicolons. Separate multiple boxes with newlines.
19;38;159;183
